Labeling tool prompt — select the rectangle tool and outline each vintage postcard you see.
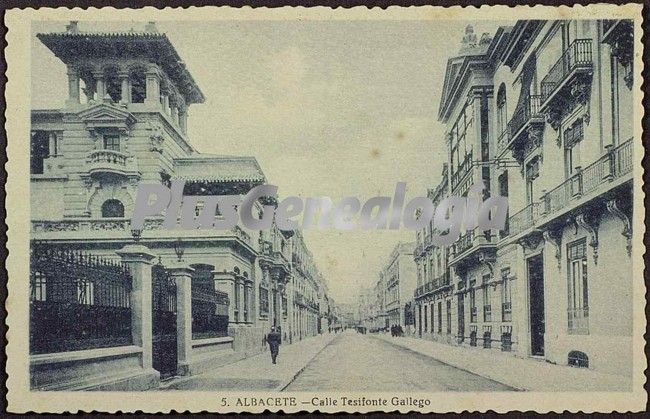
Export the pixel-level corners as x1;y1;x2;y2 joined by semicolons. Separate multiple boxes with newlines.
4;4;646;413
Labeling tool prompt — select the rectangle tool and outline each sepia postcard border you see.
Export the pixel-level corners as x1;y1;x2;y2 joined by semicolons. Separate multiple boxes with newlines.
4;3;647;413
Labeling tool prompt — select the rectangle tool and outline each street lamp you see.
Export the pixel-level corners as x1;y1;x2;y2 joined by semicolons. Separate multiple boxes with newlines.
173;237;185;262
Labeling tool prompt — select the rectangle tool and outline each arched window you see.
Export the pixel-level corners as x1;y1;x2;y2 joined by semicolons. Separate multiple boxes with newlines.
568;350;589;368
130;66;147;104
101;199;124;218
104;66;122;103
496;83;507;138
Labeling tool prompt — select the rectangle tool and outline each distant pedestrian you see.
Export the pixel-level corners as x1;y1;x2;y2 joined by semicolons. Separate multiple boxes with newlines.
266;326;282;364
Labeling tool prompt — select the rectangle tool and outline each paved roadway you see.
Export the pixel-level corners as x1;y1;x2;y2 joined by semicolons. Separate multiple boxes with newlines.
284;330;515;391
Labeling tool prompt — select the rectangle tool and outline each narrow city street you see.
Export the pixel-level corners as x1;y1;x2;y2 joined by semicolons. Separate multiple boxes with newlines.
285;331;514;391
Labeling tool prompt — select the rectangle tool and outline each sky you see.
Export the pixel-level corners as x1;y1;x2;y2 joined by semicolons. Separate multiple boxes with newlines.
31;19;509;304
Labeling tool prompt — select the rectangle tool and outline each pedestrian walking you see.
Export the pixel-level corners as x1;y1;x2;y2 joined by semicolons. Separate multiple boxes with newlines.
266;326;282;364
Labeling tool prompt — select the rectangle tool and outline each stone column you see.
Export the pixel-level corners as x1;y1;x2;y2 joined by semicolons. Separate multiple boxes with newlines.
179;108;188;134
116;244;157;370
48;132;57;156
66;67;80;106
119;72;130;104
93;71;105;101
168;263;194;376
161;93;170;114
145;66;161;107
214;270;236;322
244;282;252;323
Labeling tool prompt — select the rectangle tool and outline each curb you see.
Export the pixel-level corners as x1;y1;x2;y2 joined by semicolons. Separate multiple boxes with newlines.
369;334;525;392
276;333;341;391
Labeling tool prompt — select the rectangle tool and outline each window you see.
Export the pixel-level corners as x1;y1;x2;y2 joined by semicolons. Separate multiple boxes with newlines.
501;268;512;322
567;239;589;334
101;199;124;218
483;276;492;322
103;135;120;151
30;131;50;174
496;84;507;138
564;118;584;177
438;301;442;333
498;172;510;236
525;157;540;204
469;279;477;323
431;303;435;333
130;68;146;103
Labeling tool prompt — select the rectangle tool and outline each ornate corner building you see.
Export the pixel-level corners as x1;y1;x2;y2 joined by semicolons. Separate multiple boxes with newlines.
29;21;333;390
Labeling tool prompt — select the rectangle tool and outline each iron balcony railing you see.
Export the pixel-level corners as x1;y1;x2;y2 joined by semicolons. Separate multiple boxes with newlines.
540;39;593;105
507;94;543;141
507;138;633;237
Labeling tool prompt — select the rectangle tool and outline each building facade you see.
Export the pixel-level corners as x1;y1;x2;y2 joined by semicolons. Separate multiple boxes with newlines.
29;21;330;389
290;231;324;341
413;20;635;376
381;242;417;329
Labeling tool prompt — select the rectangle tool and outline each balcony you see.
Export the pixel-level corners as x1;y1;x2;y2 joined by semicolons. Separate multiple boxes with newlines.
498;95;545;156
540;39;593;111
415;272;451;300
85;149;140;180
507;138;633;237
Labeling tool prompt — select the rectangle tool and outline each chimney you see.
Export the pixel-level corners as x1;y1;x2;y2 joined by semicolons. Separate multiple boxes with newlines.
66;21;79;34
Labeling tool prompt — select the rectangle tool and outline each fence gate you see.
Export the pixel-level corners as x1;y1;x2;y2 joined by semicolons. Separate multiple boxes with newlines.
151;263;178;379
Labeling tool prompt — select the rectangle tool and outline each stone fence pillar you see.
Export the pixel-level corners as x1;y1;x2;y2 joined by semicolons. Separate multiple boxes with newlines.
116;244;157;370
168;263;194;376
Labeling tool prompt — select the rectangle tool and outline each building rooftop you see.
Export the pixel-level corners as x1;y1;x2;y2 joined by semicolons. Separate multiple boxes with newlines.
37;21;205;105
173;155;266;184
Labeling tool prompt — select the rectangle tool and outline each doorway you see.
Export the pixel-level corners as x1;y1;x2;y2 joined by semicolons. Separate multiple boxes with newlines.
528;254;545;356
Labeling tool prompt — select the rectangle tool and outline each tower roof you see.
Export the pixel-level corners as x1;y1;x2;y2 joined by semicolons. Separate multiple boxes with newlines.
37;22;205;105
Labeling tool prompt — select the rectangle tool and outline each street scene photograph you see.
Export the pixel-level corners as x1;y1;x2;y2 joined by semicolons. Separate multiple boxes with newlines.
3;3;646;414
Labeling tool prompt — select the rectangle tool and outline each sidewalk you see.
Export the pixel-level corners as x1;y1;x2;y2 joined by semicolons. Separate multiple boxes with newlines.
162;332;339;391
373;333;632;392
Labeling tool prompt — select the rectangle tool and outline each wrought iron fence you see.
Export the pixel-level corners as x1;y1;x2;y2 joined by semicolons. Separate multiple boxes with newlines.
540;39;593;103
191;282;230;339
29;243;132;354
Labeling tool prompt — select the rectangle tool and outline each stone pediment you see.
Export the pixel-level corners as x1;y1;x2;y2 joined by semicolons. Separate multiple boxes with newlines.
77;103;137;134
